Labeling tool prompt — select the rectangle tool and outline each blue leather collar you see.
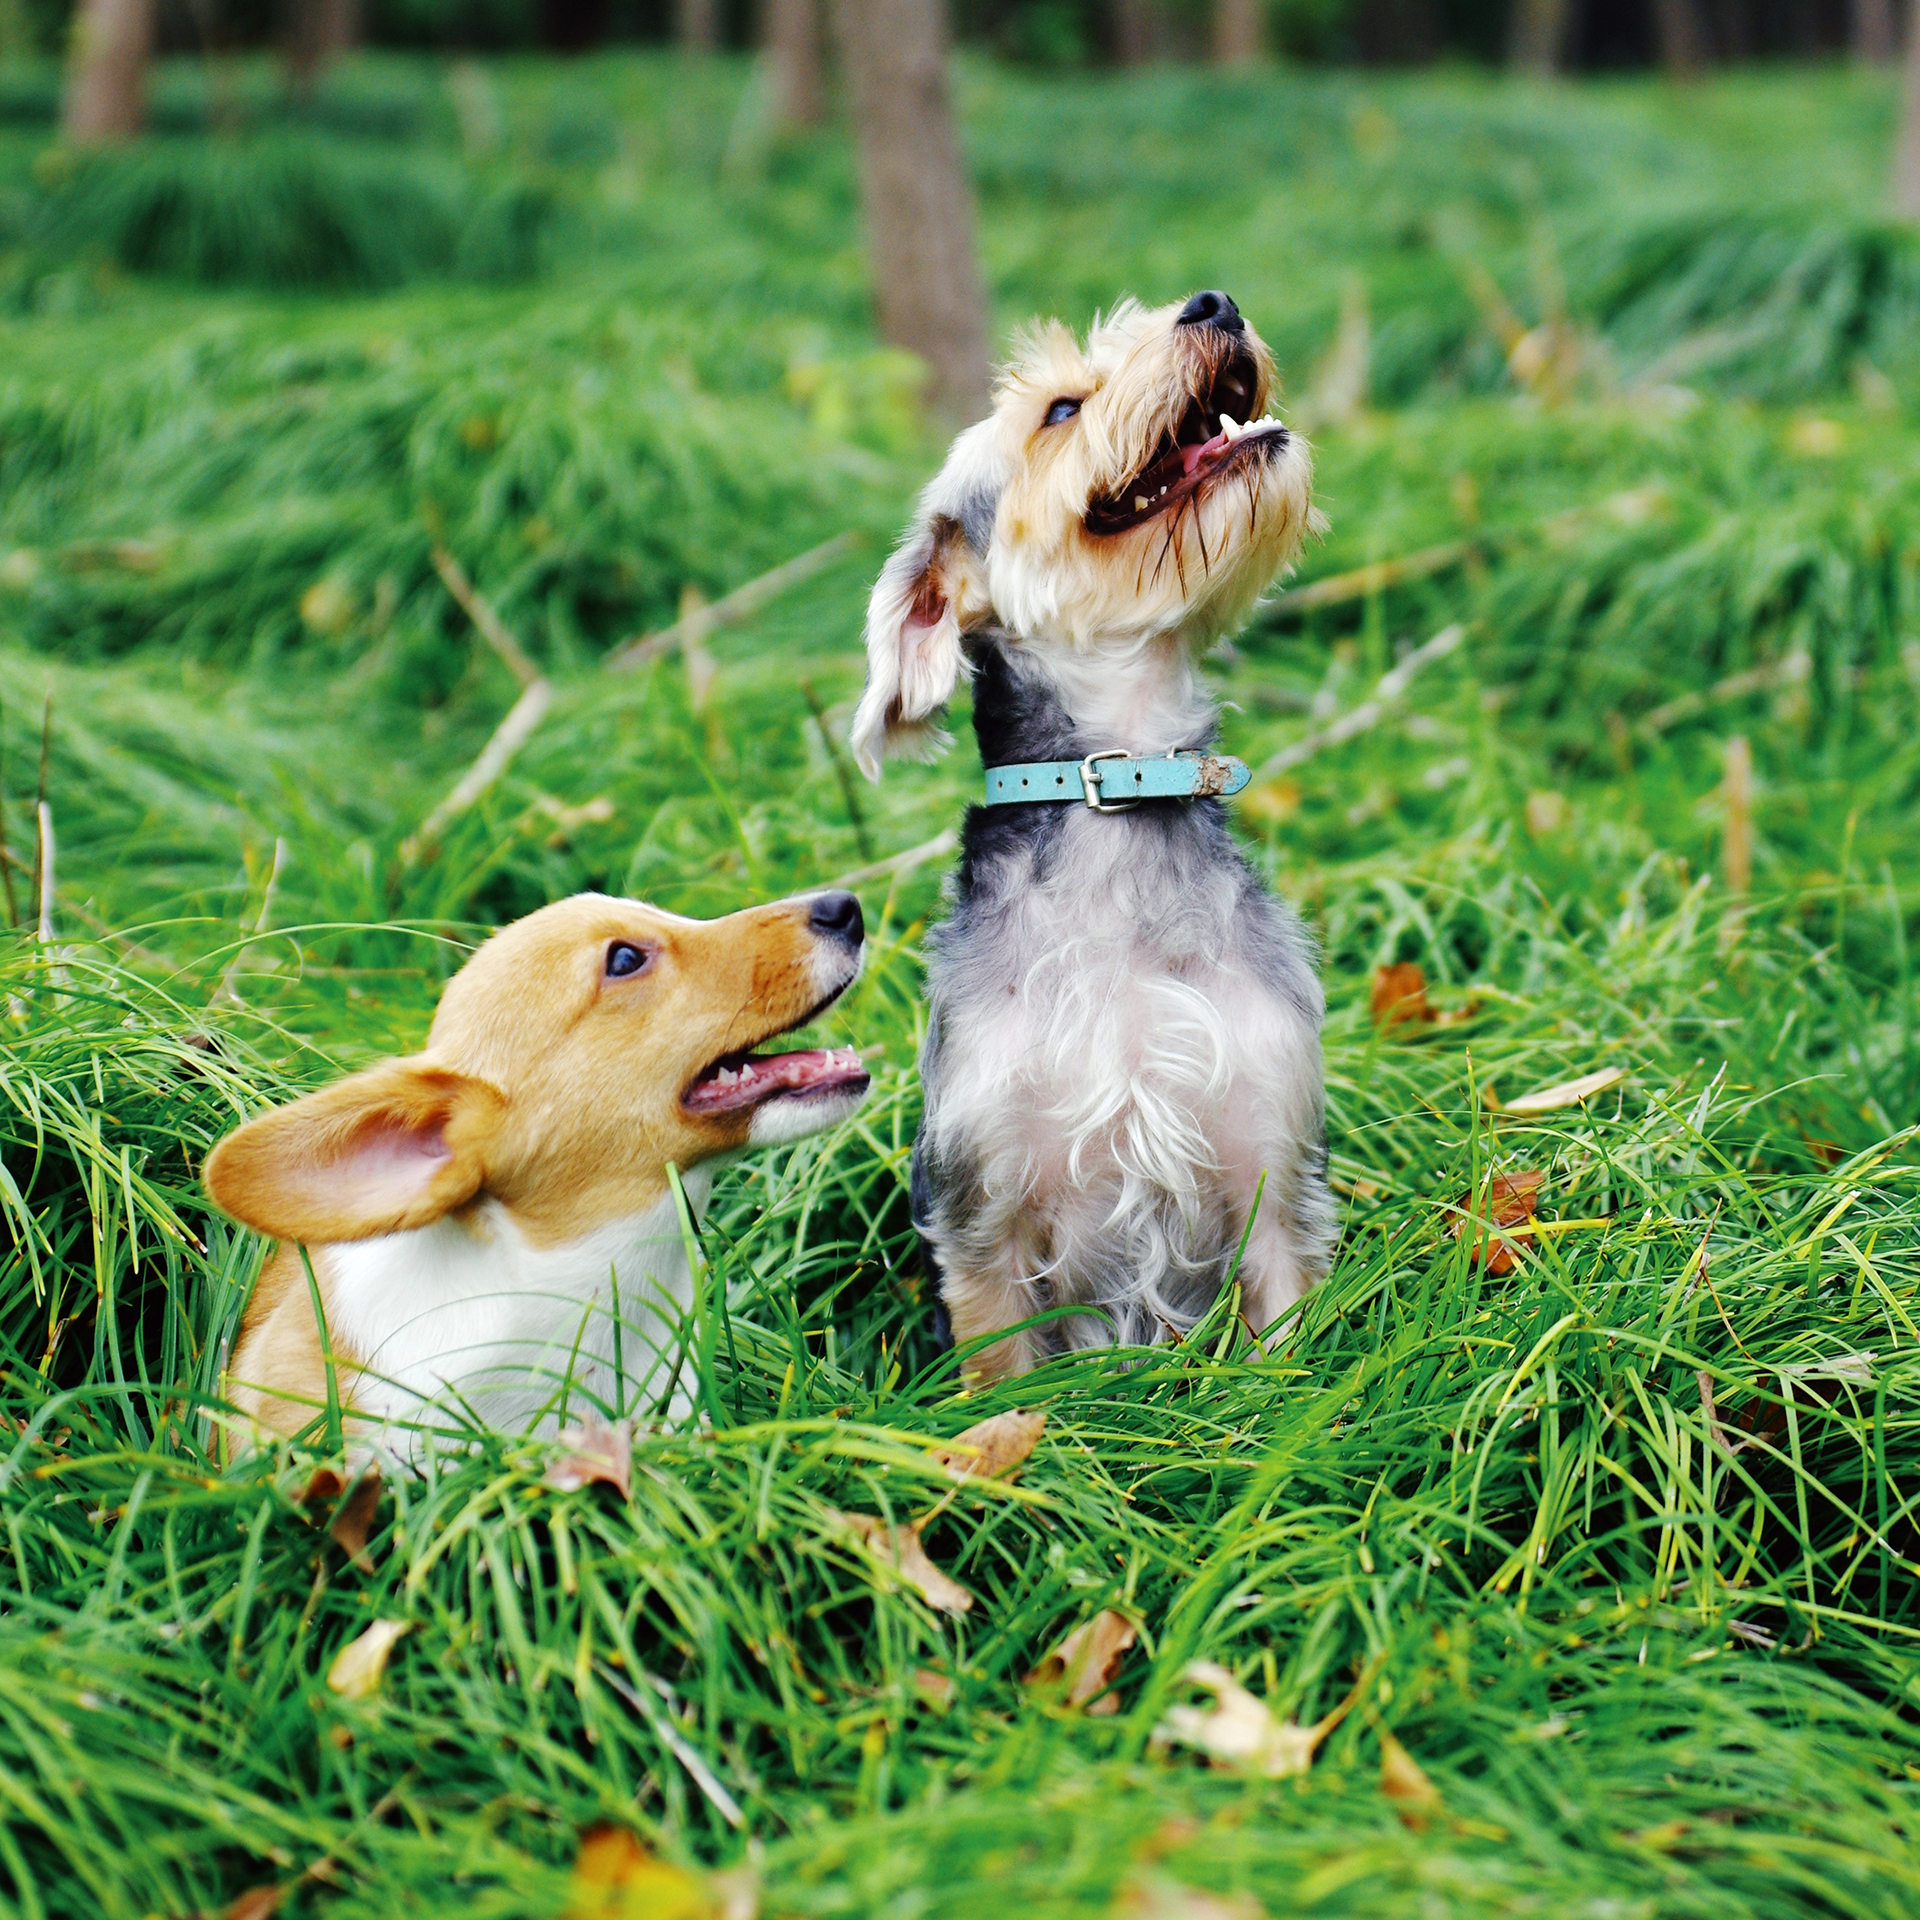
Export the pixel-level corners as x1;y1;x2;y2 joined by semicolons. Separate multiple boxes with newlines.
982;748;1251;813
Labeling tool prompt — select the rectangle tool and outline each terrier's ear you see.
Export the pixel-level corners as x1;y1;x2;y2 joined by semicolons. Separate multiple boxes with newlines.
851;422;1003;781
204;1058;505;1246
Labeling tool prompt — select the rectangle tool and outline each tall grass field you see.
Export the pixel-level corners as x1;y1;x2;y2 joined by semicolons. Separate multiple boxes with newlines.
0;48;1917;1917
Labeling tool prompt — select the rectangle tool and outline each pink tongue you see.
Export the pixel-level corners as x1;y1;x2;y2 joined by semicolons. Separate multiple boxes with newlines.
685;1047;867;1115
1180;431;1228;478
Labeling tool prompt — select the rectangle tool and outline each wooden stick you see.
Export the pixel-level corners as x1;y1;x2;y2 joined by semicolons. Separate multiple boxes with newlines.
829;827;957;890
604;531;858;674
400;678;553;867
1722;735;1753;897
1640;651;1807;737
430;548;541;689
34;802;54;945
1267;540;1471;615
30;692;50;922
0;697;16;930
1249;624;1466;783
1263;485;1668;621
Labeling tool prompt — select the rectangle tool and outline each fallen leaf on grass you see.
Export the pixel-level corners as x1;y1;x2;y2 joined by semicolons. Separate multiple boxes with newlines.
830;1510;973;1614
1110;1874;1260;1920
294;1466;345;1509
325;1618;412;1700
1452;1169;1543;1275
912;1667;956;1711
1379;1728;1441;1823
1370;962;1477;1031
1028;1608;1137;1711
1370;962;1432;1028
1156;1660;1359;1778
545;1417;634;1499
564;1825;755;1920
1499;1065;1626;1115
926;1409;1046;1480
327;1465;383;1571
224;1887;287;1920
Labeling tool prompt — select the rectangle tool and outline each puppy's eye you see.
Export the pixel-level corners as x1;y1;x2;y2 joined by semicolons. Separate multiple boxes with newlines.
1043;397;1082;427
605;941;651;979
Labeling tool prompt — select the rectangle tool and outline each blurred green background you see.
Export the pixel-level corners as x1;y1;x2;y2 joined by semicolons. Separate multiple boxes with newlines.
2;10;1920;1917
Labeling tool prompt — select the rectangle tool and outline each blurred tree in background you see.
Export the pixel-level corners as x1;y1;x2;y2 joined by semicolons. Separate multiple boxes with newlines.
0;0;1885;70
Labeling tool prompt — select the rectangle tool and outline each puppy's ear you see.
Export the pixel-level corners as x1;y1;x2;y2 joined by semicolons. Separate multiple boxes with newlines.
851;421;1003;781
205;1059;505;1246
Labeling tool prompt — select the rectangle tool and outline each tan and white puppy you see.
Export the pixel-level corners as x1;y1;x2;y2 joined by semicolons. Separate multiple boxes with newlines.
853;290;1334;1377
205;890;869;1444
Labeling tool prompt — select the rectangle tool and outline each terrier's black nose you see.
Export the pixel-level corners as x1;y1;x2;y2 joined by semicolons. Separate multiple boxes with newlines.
808;891;864;945
1177;289;1243;334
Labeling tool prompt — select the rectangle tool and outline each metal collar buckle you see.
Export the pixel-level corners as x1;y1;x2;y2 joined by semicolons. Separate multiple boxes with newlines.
1079;749;1141;813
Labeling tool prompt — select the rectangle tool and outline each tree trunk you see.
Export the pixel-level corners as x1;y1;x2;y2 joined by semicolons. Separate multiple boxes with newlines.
765;0;822;128
1113;0;1153;63
1507;0;1569;71
286;0;361;97
1649;0;1708;74
1895;0;1920;216
677;0;720;51
62;0;153;143
1854;0;1897;61
830;0;990;422
1211;0;1262;62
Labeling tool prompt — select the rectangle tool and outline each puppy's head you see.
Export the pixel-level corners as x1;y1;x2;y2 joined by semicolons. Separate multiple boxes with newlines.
852;290;1317;777
204;891;869;1249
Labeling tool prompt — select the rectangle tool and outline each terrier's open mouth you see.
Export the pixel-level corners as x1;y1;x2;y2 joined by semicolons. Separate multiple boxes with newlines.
1084;348;1286;538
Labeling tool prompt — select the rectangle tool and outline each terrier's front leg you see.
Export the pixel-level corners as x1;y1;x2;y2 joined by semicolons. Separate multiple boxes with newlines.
1228;1139;1335;1344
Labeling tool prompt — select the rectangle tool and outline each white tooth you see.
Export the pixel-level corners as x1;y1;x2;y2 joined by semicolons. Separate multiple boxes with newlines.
1219;414;1241;439
1134;495;1149;512
1159;484;1168;497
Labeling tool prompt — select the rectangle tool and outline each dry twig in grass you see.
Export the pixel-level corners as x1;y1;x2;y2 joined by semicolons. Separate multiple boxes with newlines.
1251;624;1465;782
829;828;958;890
430;547;541;689
399;677;554;867
605;531;859;674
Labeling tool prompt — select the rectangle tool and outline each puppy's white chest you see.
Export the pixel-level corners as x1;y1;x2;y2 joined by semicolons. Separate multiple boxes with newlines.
319;1174;710;1441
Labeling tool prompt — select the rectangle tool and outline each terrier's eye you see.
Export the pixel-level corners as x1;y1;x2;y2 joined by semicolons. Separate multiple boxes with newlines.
605;941;651;979
1043;397;1082;427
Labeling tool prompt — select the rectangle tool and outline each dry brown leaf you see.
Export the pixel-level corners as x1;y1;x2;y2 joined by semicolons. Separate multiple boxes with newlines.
295;1465;345;1510
1156;1660;1326;1778
912;1667;956;1711
1370;962;1432;1028
325;1618;412;1700
1110;1874;1261;1920
327;1465;383;1571
1452;1168;1543;1275
225;1887;287;1920
564;1825;751;1920
831;1510;974;1615
545;1417;635;1500
1379;1728;1441;1823
1028;1608;1137;1709
926;1408;1046;1480
1499;1065;1627;1115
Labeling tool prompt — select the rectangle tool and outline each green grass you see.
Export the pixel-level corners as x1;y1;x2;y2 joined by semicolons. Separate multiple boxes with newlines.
0;47;1917;1918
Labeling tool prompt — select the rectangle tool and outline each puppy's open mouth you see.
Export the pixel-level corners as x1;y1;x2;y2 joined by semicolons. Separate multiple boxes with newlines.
683;1021;870;1116
1084;347;1286;538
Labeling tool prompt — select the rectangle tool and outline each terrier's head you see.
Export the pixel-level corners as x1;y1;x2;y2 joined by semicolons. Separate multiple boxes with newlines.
853;290;1317;777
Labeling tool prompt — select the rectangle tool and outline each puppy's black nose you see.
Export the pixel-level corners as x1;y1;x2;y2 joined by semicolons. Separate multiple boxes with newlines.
1177;289;1243;334
808;890;864;945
